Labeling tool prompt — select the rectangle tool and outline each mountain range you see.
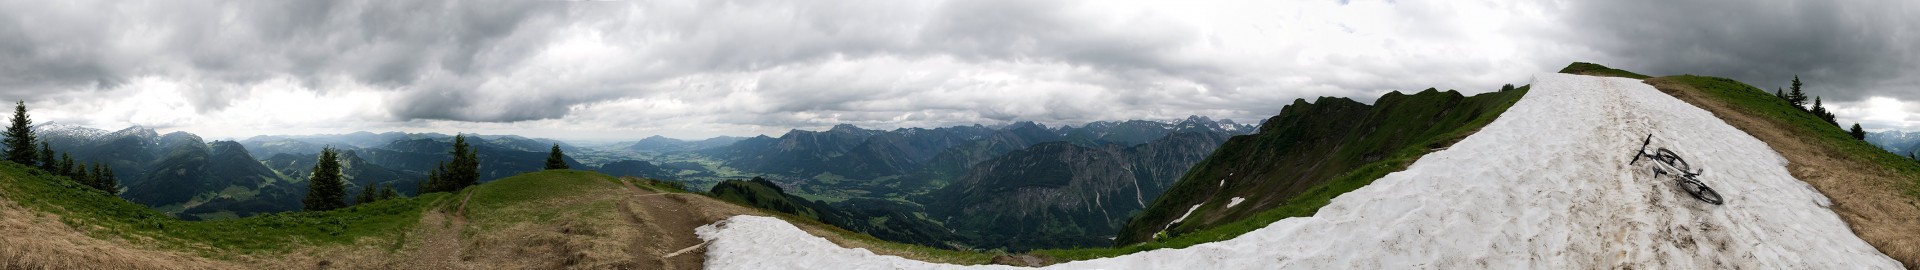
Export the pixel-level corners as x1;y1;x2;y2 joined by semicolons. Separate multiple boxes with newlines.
683;116;1252;250
1115;87;1529;245
27;126;635;220
1865;130;1920;158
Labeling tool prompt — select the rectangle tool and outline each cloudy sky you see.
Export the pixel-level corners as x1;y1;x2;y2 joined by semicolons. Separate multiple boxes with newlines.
0;0;1914;141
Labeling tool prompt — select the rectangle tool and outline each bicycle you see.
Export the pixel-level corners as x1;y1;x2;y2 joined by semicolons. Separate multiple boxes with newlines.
1629;134;1724;205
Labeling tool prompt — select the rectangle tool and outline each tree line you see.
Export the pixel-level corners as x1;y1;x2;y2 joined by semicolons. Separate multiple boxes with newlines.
5;101;118;195
311;134;487;211
1772;76;1868;140
2;99;494;213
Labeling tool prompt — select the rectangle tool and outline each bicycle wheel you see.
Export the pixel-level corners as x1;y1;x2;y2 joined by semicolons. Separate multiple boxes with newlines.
1656;148;1690;172
1677;179;1724;205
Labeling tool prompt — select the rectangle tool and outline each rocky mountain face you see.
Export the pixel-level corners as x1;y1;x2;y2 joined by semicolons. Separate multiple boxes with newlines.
124;138;298;219
685;117;1248;250
927;130;1231;250
1115;88;1529;245
707;178;957;249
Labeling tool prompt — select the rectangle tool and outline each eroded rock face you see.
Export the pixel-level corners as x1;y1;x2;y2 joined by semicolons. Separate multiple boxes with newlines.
931;131;1229;251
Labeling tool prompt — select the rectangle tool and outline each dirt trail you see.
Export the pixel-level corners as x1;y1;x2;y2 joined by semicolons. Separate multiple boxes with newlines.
405;190;476;269
1648;78;1920;268
617;179;729;270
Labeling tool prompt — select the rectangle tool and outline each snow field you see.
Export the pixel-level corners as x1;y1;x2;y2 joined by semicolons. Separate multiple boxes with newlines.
697;73;1900;269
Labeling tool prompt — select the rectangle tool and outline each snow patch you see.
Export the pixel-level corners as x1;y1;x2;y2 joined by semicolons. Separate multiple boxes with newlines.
698;74;1899;269
1165;204;1203;230
1225;197;1245;208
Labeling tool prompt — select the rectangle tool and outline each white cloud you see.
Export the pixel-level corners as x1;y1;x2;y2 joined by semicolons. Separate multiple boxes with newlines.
1830;97;1920;131
3;0;1913;141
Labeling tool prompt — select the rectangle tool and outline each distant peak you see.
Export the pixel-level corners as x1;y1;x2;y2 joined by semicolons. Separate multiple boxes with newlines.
829;124;867;132
1180;115;1215;124
1007;121;1043;130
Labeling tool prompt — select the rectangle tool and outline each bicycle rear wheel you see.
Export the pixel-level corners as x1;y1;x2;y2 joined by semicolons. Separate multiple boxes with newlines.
1677;179;1723;205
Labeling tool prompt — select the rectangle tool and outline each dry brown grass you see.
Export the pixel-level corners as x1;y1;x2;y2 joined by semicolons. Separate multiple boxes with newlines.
0;192;237;270
1648;78;1920;268
2;174;980;270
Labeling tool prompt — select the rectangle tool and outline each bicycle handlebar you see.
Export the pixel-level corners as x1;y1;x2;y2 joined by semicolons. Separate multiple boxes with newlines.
1630;133;1652;165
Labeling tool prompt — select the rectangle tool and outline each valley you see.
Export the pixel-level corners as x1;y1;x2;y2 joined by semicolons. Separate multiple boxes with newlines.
21;114;1256;251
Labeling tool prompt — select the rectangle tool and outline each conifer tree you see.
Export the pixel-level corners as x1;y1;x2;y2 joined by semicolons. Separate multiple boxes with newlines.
1811;97;1837;126
4;101;35;165
89;163;107;191
100;165;118;195
1775;88;1785;101
418;135;482;193
1500;84;1515;92
355;184;378;205
1787;75;1808;109
37;142;52;171
545;144;568;170
378;184;400;200
421;164;447;193
1849;123;1866;140
303;147;348;211
57;153;73;177
73;162;93;188
449;135;479;189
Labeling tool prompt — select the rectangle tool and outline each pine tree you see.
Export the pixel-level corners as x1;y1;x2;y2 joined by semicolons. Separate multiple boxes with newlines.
378;184;400;200
418;135;482;194
303;147;348;211
37;142;53;171
355;184;377;205
1775;88;1785;101
1849;123;1866;140
4;100;35;166
100;165;118;195
421;164;447;193
449;135;479;189
1811;97;1837;126
73;162;93;188
1500;84;1515;92
1811;96;1827;119
57;153;73;177
545;144;568;170
1787;76;1808;109
89;163;107;191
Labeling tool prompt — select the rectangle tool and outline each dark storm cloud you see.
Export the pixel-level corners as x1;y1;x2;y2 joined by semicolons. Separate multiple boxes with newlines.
0;0;570;119
1566;0;1920;102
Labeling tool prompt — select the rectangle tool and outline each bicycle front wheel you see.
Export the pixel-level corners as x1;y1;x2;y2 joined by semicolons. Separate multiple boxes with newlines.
1678;179;1723;205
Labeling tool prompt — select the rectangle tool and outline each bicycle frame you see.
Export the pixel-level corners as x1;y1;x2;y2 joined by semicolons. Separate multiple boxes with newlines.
1628;134;1723;205
1630;134;1697;176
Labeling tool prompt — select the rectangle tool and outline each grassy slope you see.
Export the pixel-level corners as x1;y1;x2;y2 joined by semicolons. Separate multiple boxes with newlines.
1570;62;1919;192
1646;74;1920;266
0;163;995;266
0;162;445;258
1657;75;1920;189
1560;62;1651;79
1044;87;1530;261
